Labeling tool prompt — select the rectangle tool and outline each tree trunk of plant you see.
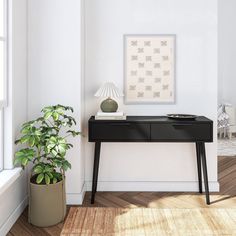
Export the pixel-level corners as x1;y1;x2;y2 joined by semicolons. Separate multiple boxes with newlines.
28;178;66;227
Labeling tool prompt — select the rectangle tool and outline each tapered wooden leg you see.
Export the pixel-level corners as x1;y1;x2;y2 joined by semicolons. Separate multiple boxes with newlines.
195;142;202;193
200;142;210;205
91;142;101;204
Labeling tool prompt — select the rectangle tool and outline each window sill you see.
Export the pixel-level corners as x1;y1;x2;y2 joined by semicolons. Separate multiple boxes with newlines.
0;168;23;195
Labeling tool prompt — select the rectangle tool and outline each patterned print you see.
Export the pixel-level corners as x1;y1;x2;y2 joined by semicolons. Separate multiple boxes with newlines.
146;71;152;76
145;86;152;91
125;35;175;103
131;55;138;61
153;92;160;97
146;56;152;61
161;41;167;46
137;48;144;53
139;77;145;83
138;63;145;68
154;78;161;83
162;56;169;61
129;85;136;91
154;48;160;54
144;41;151;46
163;70;170;76
131;41;137;46
137;92;144;97
131;70;137;76
162;84;169;90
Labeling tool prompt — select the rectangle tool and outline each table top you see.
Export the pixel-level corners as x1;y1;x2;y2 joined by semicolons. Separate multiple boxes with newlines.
89;116;213;124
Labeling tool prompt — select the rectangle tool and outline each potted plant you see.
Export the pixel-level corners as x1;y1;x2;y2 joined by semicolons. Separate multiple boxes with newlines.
14;104;80;227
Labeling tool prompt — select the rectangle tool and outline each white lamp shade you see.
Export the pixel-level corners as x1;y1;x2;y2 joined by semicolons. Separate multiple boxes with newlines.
94;82;124;98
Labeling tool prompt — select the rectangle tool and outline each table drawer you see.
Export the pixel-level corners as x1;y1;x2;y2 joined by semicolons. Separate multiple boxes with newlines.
151;123;212;142
89;123;150;141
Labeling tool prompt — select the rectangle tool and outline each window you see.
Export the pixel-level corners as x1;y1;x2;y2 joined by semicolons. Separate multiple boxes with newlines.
0;0;7;171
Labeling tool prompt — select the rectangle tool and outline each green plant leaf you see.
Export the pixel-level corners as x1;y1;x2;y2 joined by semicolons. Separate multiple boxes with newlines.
15;151;23;158
62;160;71;171
15;139;21;145
49;136;57;144
52;112;59;121
68;106;74;112
44;111;53;119
47;172;53;179
21;120;36;129
13;157;22;166
29;137;35;147
58;144;67;155
33;165;43;174
36;117;44;122
14;148;35;167
53;172;62;181
67;130;81;137
62;121;67;126
42;106;51;113
44;165;53;173
36;173;44;184
53;178;57;184
22;157;28;166
20;135;30;144
21;126;31;134
45;174;50;185
54;160;62;168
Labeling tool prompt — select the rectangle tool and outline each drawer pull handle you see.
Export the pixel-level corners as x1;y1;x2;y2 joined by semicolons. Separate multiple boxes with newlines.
173;124;192;129
110;123;131;126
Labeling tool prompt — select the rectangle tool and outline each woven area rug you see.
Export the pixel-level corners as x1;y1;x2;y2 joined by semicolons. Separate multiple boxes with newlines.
218;137;236;156
61;207;236;236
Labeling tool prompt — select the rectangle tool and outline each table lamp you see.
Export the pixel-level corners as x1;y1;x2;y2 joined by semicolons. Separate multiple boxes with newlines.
94;82;124;112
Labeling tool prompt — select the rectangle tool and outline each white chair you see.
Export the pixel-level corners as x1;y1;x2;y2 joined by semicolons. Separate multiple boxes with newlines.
218;104;230;139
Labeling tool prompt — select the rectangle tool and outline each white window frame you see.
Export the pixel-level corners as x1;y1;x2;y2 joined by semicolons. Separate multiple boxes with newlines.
0;110;3;170
0;0;8;107
0;0;22;199
0;0;9;171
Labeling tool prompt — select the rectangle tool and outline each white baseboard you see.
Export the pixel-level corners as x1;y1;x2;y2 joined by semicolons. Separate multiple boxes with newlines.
0;196;28;236
66;183;86;205
86;181;220;192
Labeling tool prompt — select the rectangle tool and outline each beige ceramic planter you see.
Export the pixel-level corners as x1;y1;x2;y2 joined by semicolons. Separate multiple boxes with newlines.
28;178;66;227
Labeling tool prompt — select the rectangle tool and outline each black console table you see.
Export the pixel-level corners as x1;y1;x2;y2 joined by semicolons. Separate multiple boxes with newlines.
88;116;213;205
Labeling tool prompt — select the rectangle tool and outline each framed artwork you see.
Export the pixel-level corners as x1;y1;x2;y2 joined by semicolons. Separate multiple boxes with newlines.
124;34;176;104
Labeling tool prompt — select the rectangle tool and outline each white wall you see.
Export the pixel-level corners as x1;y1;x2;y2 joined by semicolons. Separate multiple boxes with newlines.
27;0;218;201
85;0;218;191
28;0;85;204
0;0;28;234
218;0;236;105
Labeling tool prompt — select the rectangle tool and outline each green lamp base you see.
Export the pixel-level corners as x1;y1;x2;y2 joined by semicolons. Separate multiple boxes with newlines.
100;98;118;112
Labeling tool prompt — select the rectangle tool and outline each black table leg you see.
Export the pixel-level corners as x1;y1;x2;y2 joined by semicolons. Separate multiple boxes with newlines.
91;142;101;204
200;142;210;205
195;142;202;193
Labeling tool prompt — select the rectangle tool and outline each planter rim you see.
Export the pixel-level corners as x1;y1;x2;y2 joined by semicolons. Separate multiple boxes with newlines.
30;178;65;187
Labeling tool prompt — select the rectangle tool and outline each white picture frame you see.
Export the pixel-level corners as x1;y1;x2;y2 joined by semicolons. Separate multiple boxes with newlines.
124;34;176;104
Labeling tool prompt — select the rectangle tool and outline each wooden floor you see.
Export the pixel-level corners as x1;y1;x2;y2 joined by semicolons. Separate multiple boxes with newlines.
7;156;236;236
